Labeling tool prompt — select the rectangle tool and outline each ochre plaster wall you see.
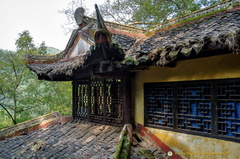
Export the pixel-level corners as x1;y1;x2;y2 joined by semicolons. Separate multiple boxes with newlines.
133;54;240;159
148;127;240;159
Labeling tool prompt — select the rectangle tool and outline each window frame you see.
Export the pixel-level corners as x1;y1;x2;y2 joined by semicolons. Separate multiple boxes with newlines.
144;78;240;143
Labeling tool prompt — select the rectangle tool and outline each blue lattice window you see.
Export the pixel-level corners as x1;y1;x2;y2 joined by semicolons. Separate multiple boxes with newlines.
144;79;240;141
217;82;240;137
145;86;174;128
177;84;212;133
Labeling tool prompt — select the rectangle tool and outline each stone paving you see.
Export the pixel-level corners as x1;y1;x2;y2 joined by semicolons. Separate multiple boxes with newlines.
0;121;169;159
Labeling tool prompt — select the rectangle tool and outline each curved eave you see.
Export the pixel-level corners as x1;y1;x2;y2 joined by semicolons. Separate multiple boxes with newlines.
26;56;85;81
24;29;80;65
24;1;240;81
123;6;240;66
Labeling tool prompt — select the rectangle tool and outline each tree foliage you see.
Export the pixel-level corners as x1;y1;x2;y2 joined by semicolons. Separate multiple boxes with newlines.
0;50;34;125
38;41;47;55
99;0;137;25
60;0;221;30
15;30;36;54
0;30;72;128
99;0;221;28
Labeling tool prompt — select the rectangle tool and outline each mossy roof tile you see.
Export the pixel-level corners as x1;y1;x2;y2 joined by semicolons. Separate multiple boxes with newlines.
24;1;240;80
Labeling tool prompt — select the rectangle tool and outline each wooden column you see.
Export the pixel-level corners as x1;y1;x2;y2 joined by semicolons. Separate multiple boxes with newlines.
72;79;77;120
122;75;132;124
173;86;178;129
87;79;91;122
211;82;218;135
103;79;107;124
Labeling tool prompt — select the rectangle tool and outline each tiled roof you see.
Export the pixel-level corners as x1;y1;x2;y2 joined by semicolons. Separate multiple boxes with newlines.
125;7;240;66
24;1;240;80
0;121;168;159
26;56;84;81
0;122;121;159
26;32;137;81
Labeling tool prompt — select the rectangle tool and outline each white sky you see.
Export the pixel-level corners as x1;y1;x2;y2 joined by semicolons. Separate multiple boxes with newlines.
0;0;105;51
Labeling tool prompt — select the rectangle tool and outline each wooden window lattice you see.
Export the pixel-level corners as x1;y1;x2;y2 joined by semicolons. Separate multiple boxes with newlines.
144;79;240;141
177;84;212;133
145;86;174;128
75;78;123;126
217;82;240;137
76;79;89;121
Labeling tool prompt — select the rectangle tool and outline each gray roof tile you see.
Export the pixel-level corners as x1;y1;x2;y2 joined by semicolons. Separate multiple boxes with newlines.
0;122;121;159
0;121;169;158
24;2;240;80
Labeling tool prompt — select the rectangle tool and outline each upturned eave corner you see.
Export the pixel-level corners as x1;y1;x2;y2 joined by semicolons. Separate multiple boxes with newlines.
24;0;240;81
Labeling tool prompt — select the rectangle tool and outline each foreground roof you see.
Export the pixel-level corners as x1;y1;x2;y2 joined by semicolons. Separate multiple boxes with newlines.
25;0;240;81
0;121;168;159
0;122;121;158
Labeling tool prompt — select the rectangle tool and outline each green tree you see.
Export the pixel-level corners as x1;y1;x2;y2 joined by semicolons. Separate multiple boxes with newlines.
0;50;72;127
99;0;221;28
15;30;36;54
60;0;221;30
0;30;72;128
0;50;29;124
99;0;137;25
38;41;47;55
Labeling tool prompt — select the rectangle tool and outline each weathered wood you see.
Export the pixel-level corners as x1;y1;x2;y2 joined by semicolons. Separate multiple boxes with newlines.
72;80;77;120
173;86;178;129
93;71;134;79
114;124;133;159
114;130;125;159
74;78;124;125
122;76;132;124
211;82;218;135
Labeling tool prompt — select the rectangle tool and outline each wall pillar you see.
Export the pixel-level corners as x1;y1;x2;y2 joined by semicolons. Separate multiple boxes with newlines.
122;75;132;124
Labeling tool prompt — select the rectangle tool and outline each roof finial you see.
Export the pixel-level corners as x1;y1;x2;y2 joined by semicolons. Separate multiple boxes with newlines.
94;4;112;45
95;4;108;31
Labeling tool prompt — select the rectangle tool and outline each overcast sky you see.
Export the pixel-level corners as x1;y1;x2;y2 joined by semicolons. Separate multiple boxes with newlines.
0;0;105;51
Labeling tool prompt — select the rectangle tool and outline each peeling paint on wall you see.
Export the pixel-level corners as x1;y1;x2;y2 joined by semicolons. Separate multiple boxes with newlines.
133;54;240;159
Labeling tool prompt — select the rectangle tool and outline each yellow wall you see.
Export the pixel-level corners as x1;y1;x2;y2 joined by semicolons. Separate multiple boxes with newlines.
133;54;240;159
148;127;240;159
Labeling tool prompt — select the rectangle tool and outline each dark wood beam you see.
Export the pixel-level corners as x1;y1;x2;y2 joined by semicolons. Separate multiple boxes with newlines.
122;75;132;124
72;79;77;120
93;71;135;79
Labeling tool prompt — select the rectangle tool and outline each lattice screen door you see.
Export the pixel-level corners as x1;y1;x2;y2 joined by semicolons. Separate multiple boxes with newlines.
73;78;123;126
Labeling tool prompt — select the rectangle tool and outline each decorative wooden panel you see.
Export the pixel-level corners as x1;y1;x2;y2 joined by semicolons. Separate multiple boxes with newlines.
177;84;212;134
217;82;240;137
75;78;123;126
145;79;240;141
145;86;174;128
76;79;89;121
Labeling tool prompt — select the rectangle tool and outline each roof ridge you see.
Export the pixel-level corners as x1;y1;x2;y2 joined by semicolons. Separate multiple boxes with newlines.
83;0;240;35
147;0;240;34
84;16;146;34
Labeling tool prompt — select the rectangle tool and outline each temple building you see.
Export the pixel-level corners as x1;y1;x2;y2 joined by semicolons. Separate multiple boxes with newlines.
1;0;240;158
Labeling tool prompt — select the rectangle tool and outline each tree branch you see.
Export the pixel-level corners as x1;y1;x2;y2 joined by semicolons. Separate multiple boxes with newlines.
0;103;17;124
